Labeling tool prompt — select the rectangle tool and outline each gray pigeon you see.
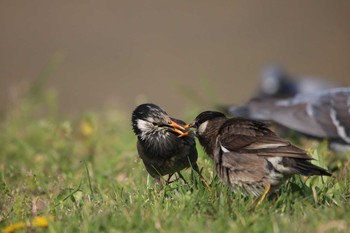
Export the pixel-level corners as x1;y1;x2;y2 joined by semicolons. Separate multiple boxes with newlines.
228;87;350;152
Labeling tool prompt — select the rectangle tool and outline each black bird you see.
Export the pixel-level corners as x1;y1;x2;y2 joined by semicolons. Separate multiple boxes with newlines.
257;65;337;99
228;87;350;152
188;111;331;205
131;103;199;185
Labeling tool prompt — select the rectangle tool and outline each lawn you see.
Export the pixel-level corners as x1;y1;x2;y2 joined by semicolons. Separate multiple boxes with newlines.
1;87;350;233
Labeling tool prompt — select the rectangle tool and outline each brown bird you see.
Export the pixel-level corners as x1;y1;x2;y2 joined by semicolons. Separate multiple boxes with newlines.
131;103;199;185
188;111;331;205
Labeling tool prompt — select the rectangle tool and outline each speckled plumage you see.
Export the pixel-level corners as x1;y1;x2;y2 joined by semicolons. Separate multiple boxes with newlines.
190;111;331;197
131;103;198;183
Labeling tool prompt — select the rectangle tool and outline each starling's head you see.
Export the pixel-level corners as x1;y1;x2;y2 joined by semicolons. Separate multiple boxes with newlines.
131;103;187;140
186;111;226;136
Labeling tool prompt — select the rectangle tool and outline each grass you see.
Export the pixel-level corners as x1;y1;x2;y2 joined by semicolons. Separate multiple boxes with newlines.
1;86;350;233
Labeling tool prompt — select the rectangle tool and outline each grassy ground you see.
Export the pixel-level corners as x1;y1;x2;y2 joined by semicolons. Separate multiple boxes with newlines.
1;89;350;233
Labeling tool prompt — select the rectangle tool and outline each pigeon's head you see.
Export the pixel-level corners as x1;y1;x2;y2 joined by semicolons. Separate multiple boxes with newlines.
260;65;285;96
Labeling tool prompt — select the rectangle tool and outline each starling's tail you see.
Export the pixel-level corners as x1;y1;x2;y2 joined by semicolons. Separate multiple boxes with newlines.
295;159;331;176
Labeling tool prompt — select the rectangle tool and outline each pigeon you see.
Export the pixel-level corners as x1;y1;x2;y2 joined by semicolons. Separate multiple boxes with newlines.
228;87;350;152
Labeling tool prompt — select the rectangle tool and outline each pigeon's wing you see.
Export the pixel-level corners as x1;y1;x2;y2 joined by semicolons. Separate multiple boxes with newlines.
313;90;350;143
271;101;327;137
227;98;326;138
273;88;350;142
229;90;350;139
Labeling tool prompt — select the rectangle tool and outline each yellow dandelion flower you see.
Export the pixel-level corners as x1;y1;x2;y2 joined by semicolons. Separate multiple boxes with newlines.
2;222;26;233
80;120;94;137
2;215;53;233
31;216;49;227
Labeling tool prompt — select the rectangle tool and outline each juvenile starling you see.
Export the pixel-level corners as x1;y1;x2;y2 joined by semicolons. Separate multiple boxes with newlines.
228;87;350;152
131;103;199;185
188;111;331;205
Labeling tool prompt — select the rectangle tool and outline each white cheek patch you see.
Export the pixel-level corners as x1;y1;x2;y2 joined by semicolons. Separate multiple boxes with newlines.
137;119;152;132
198;121;209;135
137;119;168;141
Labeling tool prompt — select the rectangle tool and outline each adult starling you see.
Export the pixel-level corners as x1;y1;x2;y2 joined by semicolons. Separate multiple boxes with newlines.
131;103;199;185
228;87;350;152
188;111;331;205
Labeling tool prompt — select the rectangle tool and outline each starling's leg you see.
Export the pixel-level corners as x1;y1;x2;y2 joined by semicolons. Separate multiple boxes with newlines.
192;163;210;191
165;173;180;184
257;184;271;206
166;174;173;183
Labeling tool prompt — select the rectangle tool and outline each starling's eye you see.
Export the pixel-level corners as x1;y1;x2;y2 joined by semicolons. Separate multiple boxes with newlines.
152;122;157;126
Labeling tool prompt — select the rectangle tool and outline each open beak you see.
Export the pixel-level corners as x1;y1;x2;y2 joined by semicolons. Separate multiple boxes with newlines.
168;120;190;137
183;122;193;129
169;120;186;131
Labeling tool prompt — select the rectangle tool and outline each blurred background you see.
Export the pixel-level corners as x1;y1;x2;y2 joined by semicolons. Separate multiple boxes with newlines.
1;0;350;116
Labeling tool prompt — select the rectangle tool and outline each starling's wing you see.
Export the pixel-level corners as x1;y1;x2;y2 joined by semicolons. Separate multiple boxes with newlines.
217;118;311;160
215;120;331;177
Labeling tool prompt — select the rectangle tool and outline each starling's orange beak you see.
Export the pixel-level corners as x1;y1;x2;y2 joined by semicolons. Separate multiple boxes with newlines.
169;120;189;137
183;122;193;129
169;120;186;131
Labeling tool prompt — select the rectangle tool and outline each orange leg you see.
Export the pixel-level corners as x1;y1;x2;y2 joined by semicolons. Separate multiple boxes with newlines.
257;184;271;206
